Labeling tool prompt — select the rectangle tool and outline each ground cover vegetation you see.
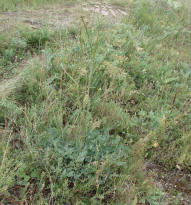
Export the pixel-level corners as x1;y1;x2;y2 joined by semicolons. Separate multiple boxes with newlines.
0;0;190;204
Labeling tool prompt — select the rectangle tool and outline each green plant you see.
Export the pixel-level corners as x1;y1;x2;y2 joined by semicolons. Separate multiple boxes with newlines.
0;0;190;204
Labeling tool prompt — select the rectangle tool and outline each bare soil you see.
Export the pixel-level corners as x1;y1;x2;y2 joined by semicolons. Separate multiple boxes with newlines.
0;2;128;32
144;162;191;205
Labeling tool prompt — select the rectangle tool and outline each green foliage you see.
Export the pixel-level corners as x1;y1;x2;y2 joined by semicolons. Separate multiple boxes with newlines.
34;129;129;203
0;0;190;204
0;27;52;78
21;28;52;49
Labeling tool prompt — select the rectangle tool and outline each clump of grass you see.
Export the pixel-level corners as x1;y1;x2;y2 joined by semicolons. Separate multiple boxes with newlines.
0;27;52;77
110;0;129;8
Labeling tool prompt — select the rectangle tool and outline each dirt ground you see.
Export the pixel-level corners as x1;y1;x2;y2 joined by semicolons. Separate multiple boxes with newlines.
0;2;128;32
144;162;191;205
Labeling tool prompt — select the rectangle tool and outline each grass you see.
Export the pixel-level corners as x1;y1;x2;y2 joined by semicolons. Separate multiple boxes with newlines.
0;0;76;11
0;0;191;204
110;0;128;8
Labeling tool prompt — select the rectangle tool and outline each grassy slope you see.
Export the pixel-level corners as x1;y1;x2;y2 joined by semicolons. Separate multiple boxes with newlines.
0;0;190;204
0;0;75;11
